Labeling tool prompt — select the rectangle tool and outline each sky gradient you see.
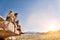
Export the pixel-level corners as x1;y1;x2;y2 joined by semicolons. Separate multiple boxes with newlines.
0;0;60;32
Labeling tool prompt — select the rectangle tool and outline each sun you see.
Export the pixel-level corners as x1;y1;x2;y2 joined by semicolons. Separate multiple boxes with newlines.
48;24;58;31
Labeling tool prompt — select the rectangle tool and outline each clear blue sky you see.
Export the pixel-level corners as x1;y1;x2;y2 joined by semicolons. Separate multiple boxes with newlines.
0;0;60;32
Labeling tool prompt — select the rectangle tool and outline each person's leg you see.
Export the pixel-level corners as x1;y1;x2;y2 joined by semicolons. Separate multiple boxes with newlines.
12;22;17;33
17;28;21;35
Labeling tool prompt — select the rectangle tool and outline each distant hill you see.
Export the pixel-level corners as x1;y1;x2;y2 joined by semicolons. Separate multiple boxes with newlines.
22;30;60;35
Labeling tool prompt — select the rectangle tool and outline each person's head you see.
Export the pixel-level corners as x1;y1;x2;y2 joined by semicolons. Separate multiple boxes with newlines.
14;13;18;17
9;10;12;14
8;10;12;16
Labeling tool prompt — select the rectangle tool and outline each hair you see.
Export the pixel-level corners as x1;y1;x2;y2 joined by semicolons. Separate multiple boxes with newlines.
9;10;12;14
14;13;18;16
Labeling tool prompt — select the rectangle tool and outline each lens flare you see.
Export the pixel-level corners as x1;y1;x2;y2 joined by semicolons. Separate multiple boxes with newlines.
48;24;58;31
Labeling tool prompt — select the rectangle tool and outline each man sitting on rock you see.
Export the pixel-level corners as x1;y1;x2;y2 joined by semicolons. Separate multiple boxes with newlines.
6;11;13;22
12;13;18;33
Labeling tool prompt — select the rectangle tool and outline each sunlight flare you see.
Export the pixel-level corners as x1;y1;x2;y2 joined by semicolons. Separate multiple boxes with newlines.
49;24;58;31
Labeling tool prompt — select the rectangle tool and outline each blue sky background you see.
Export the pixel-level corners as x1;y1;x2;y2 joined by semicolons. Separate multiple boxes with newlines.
0;0;60;32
